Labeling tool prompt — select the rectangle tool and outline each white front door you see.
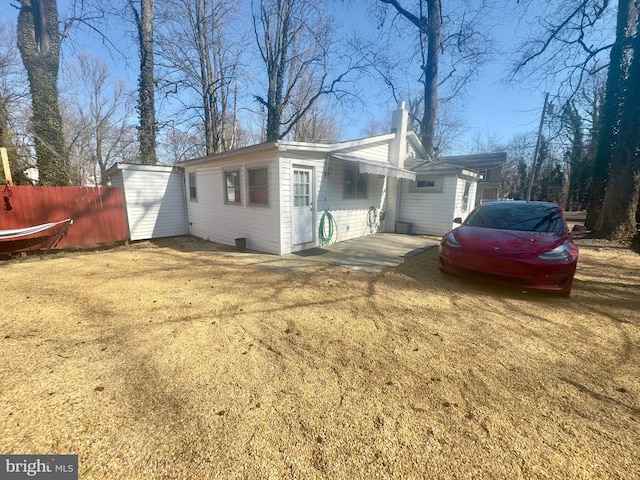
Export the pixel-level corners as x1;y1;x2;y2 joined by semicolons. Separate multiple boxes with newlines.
292;167;314;245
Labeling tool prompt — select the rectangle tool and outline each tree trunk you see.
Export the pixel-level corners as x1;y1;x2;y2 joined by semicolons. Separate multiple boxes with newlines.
586;0;638;229
264;0;291;142
132;0;157;165
420;0;440;158
593;3;640;240
17;0;69;185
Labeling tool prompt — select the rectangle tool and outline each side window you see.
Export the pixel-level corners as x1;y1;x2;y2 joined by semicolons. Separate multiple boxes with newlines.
417;179;436;188
248;167;269;205
224;171;241;204
188;172;197;201
413;175;442;193
344;166;367;199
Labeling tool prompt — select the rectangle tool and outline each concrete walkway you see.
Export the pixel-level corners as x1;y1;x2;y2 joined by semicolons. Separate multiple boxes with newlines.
228;233;440;273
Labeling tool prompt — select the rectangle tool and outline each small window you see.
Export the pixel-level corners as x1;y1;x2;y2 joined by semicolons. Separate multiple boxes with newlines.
248;167;269;205
344;166;367;199
413;175;442;193
188;172;197;200
417;179;436;188
224;171;241;204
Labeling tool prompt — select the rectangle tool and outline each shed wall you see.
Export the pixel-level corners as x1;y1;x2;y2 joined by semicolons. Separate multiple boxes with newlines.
121;168;188;241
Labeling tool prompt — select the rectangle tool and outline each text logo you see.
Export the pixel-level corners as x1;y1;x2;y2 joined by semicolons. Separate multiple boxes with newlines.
0;455;78;479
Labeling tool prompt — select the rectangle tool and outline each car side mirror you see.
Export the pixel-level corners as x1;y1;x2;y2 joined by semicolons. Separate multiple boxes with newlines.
453;217;462;224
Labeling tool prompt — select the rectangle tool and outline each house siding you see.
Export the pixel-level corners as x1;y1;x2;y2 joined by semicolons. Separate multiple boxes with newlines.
453;177;478;222
184;154;282;254
319;159;386;241
398;175;458;236
116;166;188;241
338;143;389;161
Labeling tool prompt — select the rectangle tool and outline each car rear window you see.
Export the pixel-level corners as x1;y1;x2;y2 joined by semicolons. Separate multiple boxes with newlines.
464;203;565;232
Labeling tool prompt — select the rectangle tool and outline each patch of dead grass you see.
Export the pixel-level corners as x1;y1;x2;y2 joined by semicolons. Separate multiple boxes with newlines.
1;238;639;479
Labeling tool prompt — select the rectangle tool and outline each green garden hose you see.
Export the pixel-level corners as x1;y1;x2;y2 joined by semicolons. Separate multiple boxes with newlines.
319;210;337;246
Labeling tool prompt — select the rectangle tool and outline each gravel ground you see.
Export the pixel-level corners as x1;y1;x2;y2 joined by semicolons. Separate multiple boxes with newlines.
1;236;639;479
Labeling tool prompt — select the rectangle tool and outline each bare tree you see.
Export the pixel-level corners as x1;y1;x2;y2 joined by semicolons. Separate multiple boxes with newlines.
501;133;535;200
291;102;340;143
63;53;137;185
16;0;70;185
0;21;32;185
289;74;340;142
158;126;205;164
379;0;440;157
155;0;245;155
129;0;157;165
376;0;494;158
252;0;366;141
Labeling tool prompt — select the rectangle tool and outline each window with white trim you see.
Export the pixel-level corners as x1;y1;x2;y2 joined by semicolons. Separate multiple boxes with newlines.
248;167;269;205
188;172;197;200
224;170;241;204
412;175;442;193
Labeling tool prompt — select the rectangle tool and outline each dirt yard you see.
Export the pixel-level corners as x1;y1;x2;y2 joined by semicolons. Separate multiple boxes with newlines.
1;236;639;479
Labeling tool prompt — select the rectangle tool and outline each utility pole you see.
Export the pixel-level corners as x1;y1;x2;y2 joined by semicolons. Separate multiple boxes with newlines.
526;92;550;202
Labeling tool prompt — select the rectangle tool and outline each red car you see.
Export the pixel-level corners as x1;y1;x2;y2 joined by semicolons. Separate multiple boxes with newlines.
439;201;579;296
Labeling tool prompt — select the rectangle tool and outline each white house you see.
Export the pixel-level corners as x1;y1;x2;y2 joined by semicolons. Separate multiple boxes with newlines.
176;102;493;255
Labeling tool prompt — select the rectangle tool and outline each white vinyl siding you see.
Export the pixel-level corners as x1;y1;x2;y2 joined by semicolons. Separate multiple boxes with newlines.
115;165;188;241
454;177;478;221
318;158;386;241
184;156;282;254
338;143;389;161
399;175;458;236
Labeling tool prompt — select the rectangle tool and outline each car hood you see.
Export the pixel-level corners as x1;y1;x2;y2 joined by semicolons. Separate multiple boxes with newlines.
455;226;569;257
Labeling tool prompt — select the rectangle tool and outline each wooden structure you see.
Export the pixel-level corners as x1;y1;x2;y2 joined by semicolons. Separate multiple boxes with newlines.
1;185;128;254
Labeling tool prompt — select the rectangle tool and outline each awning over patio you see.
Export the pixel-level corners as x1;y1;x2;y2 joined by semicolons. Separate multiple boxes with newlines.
330;153;417;181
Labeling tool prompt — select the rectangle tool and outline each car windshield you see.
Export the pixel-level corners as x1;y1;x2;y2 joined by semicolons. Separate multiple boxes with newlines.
464;203;565;233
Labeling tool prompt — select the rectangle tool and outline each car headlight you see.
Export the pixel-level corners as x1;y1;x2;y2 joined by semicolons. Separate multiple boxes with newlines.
538;241;571;260
443;231;461;248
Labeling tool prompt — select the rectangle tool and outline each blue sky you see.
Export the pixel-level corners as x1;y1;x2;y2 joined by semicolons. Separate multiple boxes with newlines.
3;0;552;155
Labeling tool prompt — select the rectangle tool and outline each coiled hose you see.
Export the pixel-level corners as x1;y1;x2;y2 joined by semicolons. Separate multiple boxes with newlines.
319;210;337;246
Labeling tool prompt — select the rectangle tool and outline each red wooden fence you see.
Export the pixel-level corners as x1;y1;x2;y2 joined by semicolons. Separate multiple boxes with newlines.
1;185;128;252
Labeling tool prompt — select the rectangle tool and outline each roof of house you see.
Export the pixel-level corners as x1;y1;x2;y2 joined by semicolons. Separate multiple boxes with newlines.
437;152;507;169
176;133;401;167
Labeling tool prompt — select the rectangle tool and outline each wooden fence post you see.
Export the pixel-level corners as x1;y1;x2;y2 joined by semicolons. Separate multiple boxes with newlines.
1;147;12;184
